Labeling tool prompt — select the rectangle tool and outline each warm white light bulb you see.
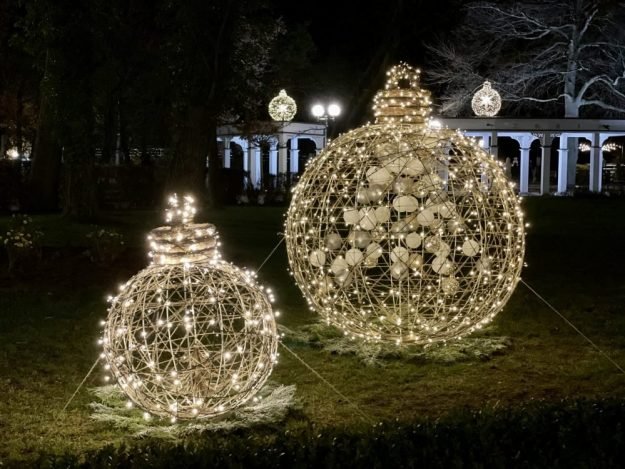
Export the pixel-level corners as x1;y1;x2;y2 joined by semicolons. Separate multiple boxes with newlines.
311;104;325;118
327;103;341;117
428;118;442;130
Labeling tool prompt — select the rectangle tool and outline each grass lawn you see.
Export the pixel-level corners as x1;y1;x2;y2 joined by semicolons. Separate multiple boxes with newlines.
1;197;625;465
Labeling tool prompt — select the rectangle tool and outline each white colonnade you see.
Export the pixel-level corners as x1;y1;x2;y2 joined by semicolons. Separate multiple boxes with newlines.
217;121;326;189
441;118;625;195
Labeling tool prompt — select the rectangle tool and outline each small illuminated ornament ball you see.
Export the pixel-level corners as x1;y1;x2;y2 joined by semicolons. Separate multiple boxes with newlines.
268;89;297;122
471;81;502;117
285;63;525;345
101;194;279;420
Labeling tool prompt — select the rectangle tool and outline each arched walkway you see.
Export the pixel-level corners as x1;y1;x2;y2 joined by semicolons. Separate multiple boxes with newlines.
217;122;326;190
441;118;625;194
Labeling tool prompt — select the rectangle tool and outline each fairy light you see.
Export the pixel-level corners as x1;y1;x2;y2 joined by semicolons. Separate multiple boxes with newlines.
268;89;297;122
471;81;502;117
579;142;620;152
101;194;279;420
373;64;432;125
285;63;525;345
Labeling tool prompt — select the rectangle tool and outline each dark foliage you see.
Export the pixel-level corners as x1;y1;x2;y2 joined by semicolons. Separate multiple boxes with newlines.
36;399;625;468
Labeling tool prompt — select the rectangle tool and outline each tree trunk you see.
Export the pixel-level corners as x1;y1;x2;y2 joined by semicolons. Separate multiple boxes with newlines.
102;93;116;164
16;81;24;156
63;144;97;219
564;27;580;118
28;95;63;211
166;106;210;200
206;118;223;208
62;94;97;219
564;95;580;118
119;97;130;164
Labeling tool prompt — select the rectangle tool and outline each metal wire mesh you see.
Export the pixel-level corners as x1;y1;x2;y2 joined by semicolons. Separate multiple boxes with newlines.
101;195;278;420
103;261;278;419
285;121;525;345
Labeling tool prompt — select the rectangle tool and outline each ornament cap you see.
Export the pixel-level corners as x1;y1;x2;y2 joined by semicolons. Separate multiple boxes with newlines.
372;62;432;126
148;193;219;265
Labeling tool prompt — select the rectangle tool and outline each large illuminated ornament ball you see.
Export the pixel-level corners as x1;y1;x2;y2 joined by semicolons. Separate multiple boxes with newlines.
471;81;502;117
285;63;525;345
101;195;279;421
268;89;297;122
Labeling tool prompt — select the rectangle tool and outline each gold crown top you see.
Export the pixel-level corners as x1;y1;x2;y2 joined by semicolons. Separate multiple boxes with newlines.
372;63;432;125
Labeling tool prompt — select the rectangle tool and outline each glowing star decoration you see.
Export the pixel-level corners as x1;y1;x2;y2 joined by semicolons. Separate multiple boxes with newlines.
471;81;502;117
268;89;297;122
100;194;279;421
285;63;525;345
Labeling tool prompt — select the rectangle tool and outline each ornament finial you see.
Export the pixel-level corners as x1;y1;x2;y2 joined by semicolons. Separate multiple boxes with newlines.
165;193;196;225
372;62;432;125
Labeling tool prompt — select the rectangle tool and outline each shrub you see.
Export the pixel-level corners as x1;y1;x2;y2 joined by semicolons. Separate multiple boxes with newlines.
86;227;125;265
35;398;625;468
0;214;43;273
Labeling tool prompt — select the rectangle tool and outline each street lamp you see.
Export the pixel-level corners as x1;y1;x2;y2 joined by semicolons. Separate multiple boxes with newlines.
311;102;341;148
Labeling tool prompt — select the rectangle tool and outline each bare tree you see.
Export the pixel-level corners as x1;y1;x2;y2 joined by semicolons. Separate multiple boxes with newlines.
425;0;625;117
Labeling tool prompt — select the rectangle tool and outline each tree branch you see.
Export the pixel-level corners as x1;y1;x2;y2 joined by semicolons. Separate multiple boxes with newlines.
580;99;625;113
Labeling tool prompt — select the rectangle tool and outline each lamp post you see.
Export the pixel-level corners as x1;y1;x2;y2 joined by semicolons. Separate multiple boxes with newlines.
311;102;341;149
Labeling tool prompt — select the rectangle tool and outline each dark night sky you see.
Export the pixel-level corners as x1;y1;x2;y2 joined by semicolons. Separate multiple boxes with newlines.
274;0;465;129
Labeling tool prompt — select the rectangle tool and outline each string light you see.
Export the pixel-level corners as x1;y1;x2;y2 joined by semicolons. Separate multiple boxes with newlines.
285;63;525;345
471;81;502;117
268;89;297;122
101;194;279;420
579;142;620;152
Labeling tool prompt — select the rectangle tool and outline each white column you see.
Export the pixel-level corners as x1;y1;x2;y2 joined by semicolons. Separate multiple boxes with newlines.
290;137;299;174
314;137;324;155
540;140;551;195
223;138;231;169
278;133;288;174
477;133;488;151
250;147;261;187
567;136;578;191
489;131;498;158
589;132;602;192
519;147;530;194
557;134;568;194
245;143;252;173
513;135;534;194
269;141;278;175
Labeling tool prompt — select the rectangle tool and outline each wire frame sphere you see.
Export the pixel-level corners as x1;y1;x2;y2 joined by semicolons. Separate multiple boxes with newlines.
285;64;525;345
268;89;297;122
102;195;279;420
471;81;502;117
